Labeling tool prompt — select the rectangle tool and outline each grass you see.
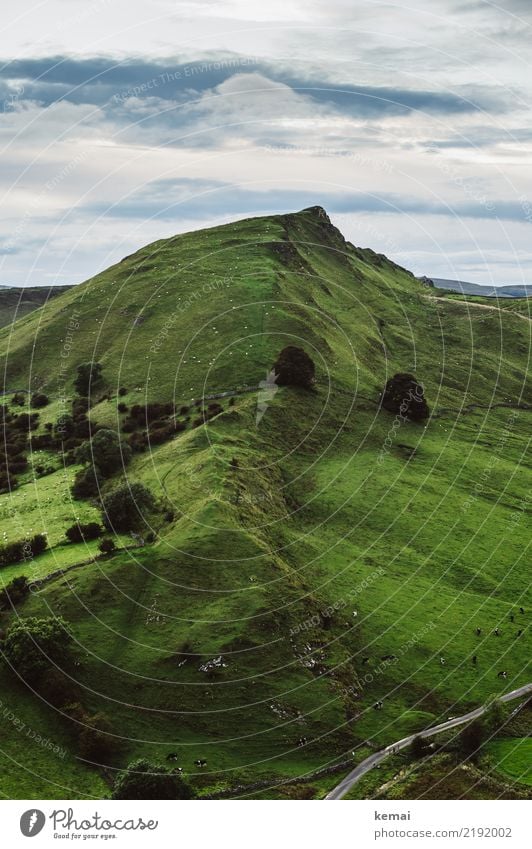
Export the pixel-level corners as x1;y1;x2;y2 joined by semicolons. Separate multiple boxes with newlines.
487;738;532;786
0;206;529;799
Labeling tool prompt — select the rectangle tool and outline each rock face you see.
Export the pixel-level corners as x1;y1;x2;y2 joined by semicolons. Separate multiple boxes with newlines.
273;345;316;390
381;372;429;421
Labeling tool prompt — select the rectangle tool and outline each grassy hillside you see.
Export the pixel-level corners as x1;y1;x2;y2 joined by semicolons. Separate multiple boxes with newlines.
0;207;529;799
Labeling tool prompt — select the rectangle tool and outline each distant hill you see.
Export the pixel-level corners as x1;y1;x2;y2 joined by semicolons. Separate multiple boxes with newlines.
0;285;72;329
422;276;532;298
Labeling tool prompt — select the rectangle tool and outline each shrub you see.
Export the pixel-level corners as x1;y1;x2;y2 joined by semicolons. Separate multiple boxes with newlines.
98;538;116;555
127;432;148;452
381;373;429;421
11;392;26;407
118;387;128;397
0;533;47;567
76;429;131;476
457;719;486;761
72;396;90;417
72;464;103;500
78;712;117;762
273;346;316;389
1;616;73;681
54;414;75;440
101;482;155;532
111;759;194;800
31;392;49;409
117;402;128;413
0;575;30;610
410;735;428;758
74;362;103;396
65;522;102;544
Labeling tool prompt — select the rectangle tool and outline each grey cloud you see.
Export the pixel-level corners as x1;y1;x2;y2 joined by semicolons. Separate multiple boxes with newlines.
0;53;505;118
79;178;531;224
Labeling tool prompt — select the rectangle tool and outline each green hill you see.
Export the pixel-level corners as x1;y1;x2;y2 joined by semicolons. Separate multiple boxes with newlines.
0;206;529;800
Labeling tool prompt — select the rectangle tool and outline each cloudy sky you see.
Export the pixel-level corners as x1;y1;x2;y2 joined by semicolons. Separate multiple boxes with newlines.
1;0;531;286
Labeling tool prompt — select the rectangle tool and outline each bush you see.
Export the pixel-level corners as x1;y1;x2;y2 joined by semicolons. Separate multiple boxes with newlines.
0;533;47;567
11;392;26;407
98;538;116;554
76;429;131;476
78;712;117;762
74;362;103;396
118;387;128;397
54;414;75;440
410;735;428;759
111;759;194;800
1;616;73;681
101;482;155;532
65;522;102;544
31;392;49;409
117;402;128;414
381;373;429;421
0;575;30;610
273;346;316;389
71;465;102;500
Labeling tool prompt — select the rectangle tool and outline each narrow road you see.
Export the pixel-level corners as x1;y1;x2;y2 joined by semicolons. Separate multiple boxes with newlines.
427;295;531;322
325;683;532;800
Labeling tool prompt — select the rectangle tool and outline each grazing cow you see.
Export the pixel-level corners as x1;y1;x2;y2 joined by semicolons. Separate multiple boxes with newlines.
494;628;501;637
472;655;477;665
516;629;524;637
520;607;525;615
166;752;179;762
374;700;384;710
194;759;207;767
510;613;515;622
439;656;445;665
497;671;508;679
475;627;482;636
380;654;397;661
362;656;370;665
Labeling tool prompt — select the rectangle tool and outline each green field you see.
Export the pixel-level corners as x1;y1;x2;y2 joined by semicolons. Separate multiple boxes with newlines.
0;207;529;799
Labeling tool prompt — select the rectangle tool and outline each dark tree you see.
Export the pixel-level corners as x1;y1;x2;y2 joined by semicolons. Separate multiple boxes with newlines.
1;616;73;681
272;346;316;390
71;464;102;500
0;575;30;610
65;522;102;544
457;719;486;761
101;482;155;532
78;713;117;762
74;362;103;396
76;428;131;476
410;735;428;758
98;537;116;554
111;759;194;800
31;393;49;409
381;373;429;421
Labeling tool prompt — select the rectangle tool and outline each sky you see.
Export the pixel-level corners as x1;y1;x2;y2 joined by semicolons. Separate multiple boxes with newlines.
1;0;531;286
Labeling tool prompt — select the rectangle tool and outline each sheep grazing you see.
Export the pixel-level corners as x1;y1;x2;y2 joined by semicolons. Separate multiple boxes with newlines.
475;627;482;636
166;752;179;762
